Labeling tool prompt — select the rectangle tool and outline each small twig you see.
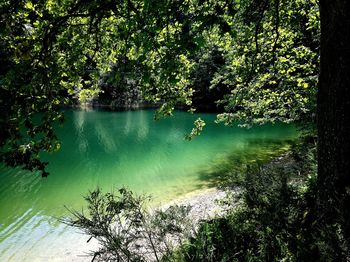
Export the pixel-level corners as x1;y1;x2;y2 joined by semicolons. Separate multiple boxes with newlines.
271;0;280;67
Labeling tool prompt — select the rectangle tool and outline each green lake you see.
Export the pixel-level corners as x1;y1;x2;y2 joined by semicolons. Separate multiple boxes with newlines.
0;109;298;261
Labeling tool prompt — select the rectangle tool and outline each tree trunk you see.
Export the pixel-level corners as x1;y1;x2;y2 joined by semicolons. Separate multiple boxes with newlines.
318;0;350;239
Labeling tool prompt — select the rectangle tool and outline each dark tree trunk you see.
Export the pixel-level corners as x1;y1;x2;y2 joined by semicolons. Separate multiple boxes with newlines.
318;0;350;239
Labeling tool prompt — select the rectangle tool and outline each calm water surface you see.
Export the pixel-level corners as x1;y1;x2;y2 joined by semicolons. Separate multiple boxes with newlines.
0;109;298;261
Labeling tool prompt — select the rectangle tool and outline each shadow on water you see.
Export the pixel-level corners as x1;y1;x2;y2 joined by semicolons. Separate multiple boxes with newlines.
0;109;299;261
196;139;296;188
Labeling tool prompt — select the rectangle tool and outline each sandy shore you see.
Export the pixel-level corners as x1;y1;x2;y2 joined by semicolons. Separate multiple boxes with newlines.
47;187;228;262
23;188;226;262
161;187;229;223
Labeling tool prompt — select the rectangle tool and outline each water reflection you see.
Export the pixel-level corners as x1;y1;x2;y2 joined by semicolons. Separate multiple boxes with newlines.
0;109;298;261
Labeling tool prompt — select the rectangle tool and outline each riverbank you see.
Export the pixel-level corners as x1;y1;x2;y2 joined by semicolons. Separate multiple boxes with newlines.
161;187;230;223
51;154;295;261
55;187;229;262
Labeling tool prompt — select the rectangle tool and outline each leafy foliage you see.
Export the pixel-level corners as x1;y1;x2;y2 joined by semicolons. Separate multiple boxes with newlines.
0;0;319;174
185;118;206;141
215;0;319;126
174;138;349;262
64;188;193;262
68;136;350;262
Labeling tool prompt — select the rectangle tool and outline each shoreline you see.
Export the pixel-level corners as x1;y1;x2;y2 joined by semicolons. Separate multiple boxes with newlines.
161;187;229;223
19;153;293;261
57;187;229;261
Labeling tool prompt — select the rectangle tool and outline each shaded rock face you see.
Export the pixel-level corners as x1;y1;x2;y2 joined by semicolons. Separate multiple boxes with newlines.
189;47;229;112
96;60;145;109
94;48;230;111
97;83;144;109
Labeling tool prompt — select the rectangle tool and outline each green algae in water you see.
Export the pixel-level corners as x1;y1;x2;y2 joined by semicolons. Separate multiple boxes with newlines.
0;109;298;261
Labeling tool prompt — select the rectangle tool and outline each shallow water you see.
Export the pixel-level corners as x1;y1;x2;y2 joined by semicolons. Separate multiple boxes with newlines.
0;109;298;261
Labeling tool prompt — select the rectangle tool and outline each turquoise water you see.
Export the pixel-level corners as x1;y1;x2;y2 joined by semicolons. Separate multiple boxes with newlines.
0;109;298;261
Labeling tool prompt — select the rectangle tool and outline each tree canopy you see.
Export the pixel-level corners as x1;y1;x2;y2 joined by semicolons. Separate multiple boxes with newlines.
0;0;319;174
2;0;350;257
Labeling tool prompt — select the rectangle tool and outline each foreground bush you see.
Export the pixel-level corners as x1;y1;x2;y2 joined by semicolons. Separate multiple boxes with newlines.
67;135;349;261
65;188;192;261
174;137;349;262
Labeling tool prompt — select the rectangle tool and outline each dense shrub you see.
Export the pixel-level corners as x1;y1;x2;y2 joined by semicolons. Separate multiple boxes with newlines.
68;135;349;261
64;188;193;262
173;137;349;262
